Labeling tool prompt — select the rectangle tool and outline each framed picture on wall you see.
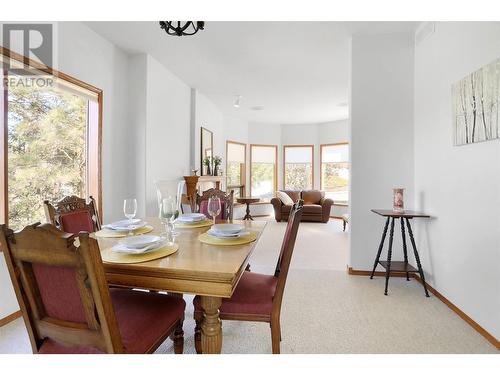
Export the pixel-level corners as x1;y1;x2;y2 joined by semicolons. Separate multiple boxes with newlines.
452;57;500;146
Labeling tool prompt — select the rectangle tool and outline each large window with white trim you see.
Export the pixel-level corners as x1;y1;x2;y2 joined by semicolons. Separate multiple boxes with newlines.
320;143;349;204
250;144;277;200
226;140;246;199
283;145;314;190
1;50;102;230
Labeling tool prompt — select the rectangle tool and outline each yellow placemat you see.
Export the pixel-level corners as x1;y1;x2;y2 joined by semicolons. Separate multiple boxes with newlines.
101;243;179;264
175;220;213;229
94;225;154;238
198;231;258;246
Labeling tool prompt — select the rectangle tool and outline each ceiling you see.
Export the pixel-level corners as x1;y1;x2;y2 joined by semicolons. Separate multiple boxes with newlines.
86;21;418;125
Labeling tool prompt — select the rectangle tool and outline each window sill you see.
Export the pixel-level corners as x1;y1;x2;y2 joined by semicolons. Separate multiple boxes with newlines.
333;202;349;207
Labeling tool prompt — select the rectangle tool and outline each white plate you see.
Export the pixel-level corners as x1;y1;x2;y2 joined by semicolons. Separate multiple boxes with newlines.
104;220;147;232
177;213;206;222
108;219;141;227
112;239;167;254
211;223;244;234
207;229;249;239
118;235;162;249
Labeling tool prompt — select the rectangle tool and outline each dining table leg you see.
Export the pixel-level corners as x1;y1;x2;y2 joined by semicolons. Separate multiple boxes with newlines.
200;295;223;354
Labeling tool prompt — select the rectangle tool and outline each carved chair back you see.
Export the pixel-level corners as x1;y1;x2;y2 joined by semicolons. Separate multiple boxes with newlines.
196;188;234;221
44;195;101;234
0;223;124;353
272;200;303;315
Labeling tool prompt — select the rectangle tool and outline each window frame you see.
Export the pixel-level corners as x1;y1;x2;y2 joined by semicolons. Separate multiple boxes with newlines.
249;144;278;199
0;46;103;226
283;144;315;191
320;142;349;205
225;140;247;198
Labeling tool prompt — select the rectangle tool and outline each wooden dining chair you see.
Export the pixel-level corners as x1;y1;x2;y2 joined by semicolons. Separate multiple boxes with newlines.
196;188;234;221
193;200;304;354
0;223;185;354
44;195;101;234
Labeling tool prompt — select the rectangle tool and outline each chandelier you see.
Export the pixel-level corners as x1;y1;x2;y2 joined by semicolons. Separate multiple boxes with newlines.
159;21;205;36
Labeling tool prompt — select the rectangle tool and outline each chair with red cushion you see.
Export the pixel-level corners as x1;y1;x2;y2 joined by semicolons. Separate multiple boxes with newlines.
193;200;304;354
44;195;101;234
0;223;185;354
196;188;234;221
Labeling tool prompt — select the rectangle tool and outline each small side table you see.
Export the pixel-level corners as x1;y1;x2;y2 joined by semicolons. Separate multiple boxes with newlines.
371;209;430;297
237;197;260;220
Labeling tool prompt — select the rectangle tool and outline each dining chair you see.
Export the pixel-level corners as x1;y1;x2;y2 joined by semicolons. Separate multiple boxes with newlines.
196;188;234;221
0;223;185;354
44;195;100;234
193;200;304;354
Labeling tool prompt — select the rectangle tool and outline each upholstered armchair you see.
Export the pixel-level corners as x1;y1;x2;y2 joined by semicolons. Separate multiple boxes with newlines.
271;190;333;223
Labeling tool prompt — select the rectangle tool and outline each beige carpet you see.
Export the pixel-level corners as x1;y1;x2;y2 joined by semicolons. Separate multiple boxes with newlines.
0;219;497;354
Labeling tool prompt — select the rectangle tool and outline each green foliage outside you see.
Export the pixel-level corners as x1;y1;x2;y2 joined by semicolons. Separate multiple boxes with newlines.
251;162;274;199
7;83;87;230
284;163;312;190
322;162;349;192
226;161;242;187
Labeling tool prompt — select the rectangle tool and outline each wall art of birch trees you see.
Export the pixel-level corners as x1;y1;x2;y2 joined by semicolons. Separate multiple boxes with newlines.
452;57;500;146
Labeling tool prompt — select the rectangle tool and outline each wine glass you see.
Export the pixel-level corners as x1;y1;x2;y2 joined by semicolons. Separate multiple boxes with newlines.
123;198;137;220
207;196;221;226
123;198;137;236
160;197;176;243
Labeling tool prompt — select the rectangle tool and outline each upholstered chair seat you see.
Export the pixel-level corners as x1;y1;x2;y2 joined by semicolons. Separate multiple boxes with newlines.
58;210;96;234
44;195;101;233
195;188;234;221
0;223;185;355
193;201;304;354
194;271;278;319
199;200;228;220
39;289;185;354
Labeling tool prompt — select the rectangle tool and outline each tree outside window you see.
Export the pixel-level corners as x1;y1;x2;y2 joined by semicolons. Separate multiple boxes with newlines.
320;143;349;204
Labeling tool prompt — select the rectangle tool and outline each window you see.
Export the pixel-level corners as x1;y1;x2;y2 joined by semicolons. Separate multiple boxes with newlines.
283;145;314;190
320;143;349;204
226;140;246;199
1;50;101;230
250;144;277;200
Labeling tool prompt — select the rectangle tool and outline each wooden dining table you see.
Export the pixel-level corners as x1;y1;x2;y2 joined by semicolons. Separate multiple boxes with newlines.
93;218;267;354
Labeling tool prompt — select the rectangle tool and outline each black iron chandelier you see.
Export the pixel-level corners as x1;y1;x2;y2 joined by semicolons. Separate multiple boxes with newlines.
159;21;205;36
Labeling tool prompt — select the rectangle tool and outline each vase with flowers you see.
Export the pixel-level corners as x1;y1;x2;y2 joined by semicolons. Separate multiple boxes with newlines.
203;156;212;176
212;155;222;176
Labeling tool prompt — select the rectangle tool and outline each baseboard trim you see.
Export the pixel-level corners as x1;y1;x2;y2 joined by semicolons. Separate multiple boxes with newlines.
347;267;500;350
0;310;21;327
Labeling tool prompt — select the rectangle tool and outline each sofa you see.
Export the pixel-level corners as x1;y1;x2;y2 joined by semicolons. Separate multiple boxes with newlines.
271;190;333;223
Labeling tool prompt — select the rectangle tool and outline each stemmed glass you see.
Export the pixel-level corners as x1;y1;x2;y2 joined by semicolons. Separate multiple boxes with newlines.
160;196;178;244
123;198;137;236
207;196;221;226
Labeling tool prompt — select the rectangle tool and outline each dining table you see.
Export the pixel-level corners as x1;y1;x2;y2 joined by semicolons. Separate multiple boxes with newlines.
93;217;267;354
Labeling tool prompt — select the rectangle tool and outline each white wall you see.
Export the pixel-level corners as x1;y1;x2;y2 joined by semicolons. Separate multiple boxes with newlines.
144;55;191;217
414;22;500;339
0;253;18;318
128;54;148;218
58;22;134;223
350;33;415;269
223;115;248;144
194;91;225;174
